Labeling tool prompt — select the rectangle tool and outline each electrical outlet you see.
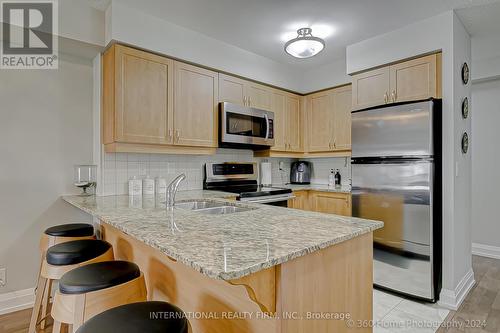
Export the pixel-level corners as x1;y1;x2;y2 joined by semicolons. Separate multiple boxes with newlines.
0;268;6;287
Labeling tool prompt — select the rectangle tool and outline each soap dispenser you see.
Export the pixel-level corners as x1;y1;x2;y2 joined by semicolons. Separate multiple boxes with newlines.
328;169;335;187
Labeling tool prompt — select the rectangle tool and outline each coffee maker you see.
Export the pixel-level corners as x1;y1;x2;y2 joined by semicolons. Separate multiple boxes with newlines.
290;161;311;184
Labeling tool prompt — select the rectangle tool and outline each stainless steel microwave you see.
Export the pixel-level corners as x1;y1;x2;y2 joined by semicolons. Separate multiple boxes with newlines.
219;102;275;149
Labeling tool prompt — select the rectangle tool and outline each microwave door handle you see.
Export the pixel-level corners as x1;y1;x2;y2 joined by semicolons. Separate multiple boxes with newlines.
264;114;270;139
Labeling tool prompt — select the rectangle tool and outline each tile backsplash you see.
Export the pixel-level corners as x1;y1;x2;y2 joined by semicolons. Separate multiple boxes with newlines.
305;157;352;186
100;148;351;195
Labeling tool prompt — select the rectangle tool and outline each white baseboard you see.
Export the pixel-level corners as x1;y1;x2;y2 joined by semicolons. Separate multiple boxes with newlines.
439;268;475;310
472;242;500;259
0;288;34;315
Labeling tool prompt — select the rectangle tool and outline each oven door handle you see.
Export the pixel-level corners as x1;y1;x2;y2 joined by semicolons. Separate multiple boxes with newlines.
264;114;270;140
241;195;295;204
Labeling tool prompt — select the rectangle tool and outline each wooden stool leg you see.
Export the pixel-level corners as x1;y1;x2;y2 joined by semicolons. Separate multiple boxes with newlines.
52;320;62;333
72;295;85;333
40;279;52;329
28;275;48;333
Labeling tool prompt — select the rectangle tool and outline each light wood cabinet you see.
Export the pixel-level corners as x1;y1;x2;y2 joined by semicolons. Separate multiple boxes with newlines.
270;90;303;153
288;190;309;210
310;191;352;216
306;85;352;153
351;53;441;111
247;82;272;110
352;67;390;111
308;90;333;152
219;73;272;110
332;85;352;150
286;94;302;152
271;92;287;151
218;73;246;106
103;45;217;154
389;54;439;103
173;62;218;147
104;45;174;145
289;190;351;217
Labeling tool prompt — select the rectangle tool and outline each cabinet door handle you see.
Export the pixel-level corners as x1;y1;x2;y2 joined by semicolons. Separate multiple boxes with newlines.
384;92;388;104
168;129;173;140
248;97;251;106
391;91;396;102
243;96;247;106
175;130;180;142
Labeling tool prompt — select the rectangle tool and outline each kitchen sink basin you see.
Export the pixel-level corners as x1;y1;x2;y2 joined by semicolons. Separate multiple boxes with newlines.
195;206;254;215
175;200;255;215
175;200;225;210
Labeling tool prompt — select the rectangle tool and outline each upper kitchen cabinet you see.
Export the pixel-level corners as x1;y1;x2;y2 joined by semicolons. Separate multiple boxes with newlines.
269;90;303;154
219;73;272;110
352;67;390;111
102;44;217;154
103;44;173;146
173;62;218;147
308;90;333;152
218;73;247;106
306;85;352;154
389;54;441;103
286;94;302;152
351;53;442;111
332;85;352;151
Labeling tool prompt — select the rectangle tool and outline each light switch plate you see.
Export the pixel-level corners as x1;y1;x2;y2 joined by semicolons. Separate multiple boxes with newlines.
0;268;6;287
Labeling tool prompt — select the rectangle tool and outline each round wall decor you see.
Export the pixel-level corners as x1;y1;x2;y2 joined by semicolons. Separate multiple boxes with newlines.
461;62;469;84
462;97;469;119
461;132;469;154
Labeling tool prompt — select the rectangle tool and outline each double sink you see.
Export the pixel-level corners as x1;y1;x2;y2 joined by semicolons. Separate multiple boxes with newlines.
175;200;255;215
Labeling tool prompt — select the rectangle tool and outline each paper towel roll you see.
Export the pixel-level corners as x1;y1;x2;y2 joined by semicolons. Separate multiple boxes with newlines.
260;162;272;186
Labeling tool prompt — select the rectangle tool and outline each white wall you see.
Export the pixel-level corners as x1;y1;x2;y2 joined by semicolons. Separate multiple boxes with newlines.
0;53;94;296
299;55;351;94
106;1;303;92
471;78;500;254
346;11;473;309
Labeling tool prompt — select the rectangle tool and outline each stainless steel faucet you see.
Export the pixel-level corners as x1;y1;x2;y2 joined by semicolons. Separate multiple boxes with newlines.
166;173;186;209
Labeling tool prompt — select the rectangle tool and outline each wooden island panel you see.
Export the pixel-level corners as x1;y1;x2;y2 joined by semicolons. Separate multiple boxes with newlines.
102;223;373;333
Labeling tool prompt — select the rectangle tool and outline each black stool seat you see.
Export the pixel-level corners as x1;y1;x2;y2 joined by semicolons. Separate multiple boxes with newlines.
59;261;140;295
46;240;111;266
44;223;94;237
75;301;188;333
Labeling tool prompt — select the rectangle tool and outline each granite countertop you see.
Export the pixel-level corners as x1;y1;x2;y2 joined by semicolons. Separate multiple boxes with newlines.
274;183;352;194
62;190;381;281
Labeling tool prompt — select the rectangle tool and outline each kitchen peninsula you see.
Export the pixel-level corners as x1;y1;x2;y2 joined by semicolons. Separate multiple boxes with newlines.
63;192;382;333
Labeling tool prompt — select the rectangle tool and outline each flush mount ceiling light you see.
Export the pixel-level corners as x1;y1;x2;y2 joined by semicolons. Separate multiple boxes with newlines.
284;28;325;59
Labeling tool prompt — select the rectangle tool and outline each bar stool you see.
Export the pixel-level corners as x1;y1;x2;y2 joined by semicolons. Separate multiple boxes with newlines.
51;261;147;333
29;239;113;333
40;223;95;258
74;301;190;333
38;222;95;329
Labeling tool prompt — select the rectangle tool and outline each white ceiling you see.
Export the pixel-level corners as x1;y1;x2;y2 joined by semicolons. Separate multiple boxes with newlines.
456;1;500;61
109;0;500;69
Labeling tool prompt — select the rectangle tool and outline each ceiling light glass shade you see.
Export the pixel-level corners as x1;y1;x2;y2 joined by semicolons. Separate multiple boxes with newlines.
284;28;325;58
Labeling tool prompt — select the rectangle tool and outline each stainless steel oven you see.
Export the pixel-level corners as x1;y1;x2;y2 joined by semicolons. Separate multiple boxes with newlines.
203;162;293;207
219;102;275;148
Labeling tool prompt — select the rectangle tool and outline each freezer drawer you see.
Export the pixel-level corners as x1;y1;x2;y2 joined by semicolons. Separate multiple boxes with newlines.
352;160;436;300
352;100;436;158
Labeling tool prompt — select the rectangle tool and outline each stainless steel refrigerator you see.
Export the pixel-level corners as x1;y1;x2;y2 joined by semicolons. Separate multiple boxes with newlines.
351;99;442;302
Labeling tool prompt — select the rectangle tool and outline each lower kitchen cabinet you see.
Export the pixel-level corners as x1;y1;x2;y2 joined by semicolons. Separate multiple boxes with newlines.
288;190;309;210
310;191;352;216
289;190;351;217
